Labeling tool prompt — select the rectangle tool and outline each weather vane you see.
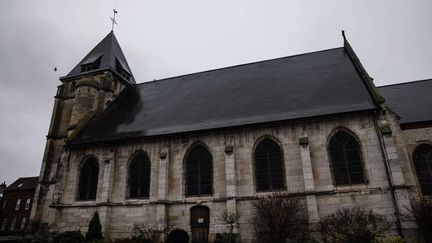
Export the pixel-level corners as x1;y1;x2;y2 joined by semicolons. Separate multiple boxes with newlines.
110;8;118;32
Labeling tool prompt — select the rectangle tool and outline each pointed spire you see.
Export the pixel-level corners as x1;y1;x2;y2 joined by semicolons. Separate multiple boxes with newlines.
61;31;135;84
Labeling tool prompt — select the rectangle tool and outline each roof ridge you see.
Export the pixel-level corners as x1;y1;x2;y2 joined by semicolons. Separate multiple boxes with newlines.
134;47;344;86
377;78;432;88
107;31;115;71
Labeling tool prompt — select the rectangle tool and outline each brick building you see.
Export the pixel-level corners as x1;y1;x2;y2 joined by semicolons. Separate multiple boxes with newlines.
31;31;431;243
0;182;6;200
0;177;38;234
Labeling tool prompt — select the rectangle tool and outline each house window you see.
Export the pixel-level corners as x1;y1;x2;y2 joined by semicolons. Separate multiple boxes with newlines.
10;218;16;230
1;218;6;231
328;130;365;186
25;198;31;210
185;145;213;197
77;157;99;201
254;138;286;192
413;144;432;195
21;218;26;230
128;152;151;199
15;199;21;210
2;199;6;210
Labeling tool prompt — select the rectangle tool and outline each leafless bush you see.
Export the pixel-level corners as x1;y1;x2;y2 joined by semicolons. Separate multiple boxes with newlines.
220;209;241;234
249;193;310;243
132;222;173;243
318;207;391;243
407;198;432;243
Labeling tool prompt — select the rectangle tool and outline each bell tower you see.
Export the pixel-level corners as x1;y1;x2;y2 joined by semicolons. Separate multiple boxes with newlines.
32;31;135;222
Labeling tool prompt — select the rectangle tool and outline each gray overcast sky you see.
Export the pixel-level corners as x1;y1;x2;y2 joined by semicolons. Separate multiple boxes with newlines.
0;0;431;185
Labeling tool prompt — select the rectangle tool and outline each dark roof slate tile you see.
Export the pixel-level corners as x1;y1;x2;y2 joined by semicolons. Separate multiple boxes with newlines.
61;31;135;84
70;47;377;144
378;79;432;125
6;177;39;191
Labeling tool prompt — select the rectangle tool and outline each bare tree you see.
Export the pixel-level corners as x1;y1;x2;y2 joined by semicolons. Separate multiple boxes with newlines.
132;221;173;243
318;207;391;243
220;209;241;234
249;193;310;243
407;198;432;243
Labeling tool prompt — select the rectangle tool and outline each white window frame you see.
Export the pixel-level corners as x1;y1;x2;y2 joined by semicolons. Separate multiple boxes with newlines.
1;218;6;231
21;217;27;230
15;199;21;210
10;218;16;230
25;198;31;210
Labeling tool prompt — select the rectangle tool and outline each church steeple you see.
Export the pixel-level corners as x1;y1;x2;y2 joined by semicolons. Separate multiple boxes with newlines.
61;31;135;84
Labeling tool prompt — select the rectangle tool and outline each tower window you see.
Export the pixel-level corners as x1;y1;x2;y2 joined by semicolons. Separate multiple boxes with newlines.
80;55;102;72
116;58;131;80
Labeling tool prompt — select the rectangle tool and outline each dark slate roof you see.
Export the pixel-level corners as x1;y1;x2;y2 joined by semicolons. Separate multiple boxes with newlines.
378;79;432;124
6;177;39;191
70;47;377;145
61;31;136;84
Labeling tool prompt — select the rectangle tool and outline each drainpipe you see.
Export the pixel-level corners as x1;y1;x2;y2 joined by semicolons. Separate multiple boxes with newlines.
373;109;404;238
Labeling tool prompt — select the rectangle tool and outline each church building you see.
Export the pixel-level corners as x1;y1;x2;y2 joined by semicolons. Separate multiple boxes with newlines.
31;30;432;242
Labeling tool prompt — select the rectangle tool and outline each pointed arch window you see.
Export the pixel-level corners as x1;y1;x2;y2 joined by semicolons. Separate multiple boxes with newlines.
328;130;365;186
77;157;99;201
254;138;286;192
128;152;151;199
413;144;432;195
185;145;213;197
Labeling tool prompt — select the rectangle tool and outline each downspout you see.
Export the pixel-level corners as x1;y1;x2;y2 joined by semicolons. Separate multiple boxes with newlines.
373;109;404;237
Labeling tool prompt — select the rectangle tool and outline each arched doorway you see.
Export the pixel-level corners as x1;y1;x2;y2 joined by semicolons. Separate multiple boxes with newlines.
190;206;210;243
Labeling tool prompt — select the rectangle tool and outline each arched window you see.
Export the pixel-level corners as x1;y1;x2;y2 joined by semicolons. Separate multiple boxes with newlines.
328;130;365;186
413;144;432;195
128;152;151;199
77;157;99;201
254;138;285;192
185;145;213;197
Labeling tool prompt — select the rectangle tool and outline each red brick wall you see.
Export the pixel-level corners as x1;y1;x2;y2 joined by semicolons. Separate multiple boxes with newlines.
0;189;35;234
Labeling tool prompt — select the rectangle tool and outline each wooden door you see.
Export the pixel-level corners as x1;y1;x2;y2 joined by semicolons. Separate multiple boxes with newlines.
191;206;210;243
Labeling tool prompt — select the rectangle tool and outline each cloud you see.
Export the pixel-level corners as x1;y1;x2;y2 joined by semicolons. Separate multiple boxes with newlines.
0;0;431;184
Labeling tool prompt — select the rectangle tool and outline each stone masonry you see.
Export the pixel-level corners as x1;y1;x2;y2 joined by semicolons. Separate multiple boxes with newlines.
39;110;419;242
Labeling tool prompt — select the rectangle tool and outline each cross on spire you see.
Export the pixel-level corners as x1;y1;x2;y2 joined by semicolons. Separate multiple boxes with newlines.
110;8;118;32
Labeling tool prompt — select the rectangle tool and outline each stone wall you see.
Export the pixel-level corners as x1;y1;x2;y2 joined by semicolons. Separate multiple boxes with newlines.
32;71;127;225
44;111;418;242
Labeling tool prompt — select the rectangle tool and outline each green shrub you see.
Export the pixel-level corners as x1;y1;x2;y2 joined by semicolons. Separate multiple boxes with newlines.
53;230;85;243
318;207;391;243
167;229;189;243
86;212;103;241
